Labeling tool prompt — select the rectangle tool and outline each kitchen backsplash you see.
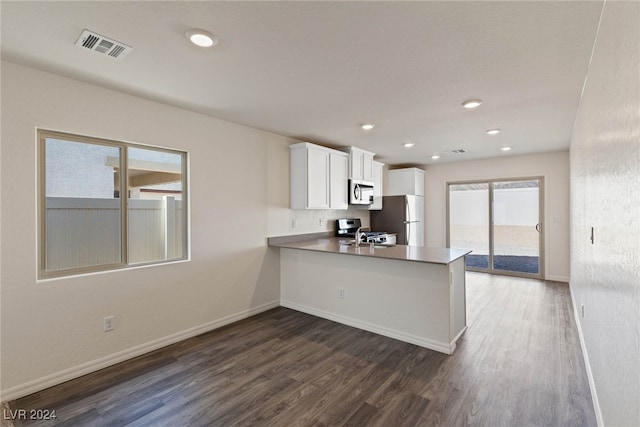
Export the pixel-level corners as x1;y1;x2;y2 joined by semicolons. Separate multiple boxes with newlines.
269;208;370;237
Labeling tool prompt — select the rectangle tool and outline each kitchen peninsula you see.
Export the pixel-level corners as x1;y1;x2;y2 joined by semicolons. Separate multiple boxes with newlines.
269;234;470;354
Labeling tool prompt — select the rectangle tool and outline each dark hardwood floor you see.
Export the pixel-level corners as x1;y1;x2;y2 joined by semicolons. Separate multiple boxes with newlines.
8;272;596;426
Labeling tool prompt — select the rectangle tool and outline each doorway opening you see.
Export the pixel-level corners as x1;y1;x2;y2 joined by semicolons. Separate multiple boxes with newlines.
447;177;544;279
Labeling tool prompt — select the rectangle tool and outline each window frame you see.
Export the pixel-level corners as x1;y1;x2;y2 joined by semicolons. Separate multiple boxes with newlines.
445;176;544;280
37;129;189;279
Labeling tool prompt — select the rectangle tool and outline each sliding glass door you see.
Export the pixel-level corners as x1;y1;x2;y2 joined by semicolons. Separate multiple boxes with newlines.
448;183;490;269
447;178;544;278
492;180;541;275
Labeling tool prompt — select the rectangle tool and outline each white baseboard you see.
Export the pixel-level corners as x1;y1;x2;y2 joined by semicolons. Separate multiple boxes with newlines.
569;287;603;427
449;326;468;353
281;299;454;355
1;300;280;402
547;274;570;283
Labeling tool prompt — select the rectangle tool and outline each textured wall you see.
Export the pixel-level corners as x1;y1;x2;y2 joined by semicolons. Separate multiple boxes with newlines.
569;1;640;426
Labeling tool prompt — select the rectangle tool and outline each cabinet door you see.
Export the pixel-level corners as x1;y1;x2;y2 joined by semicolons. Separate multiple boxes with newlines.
307;147;330;208
362;152;374;182
387;170;411;195
369;161;384;210
350;150;363;180
388;168;425;196
330;153;348;209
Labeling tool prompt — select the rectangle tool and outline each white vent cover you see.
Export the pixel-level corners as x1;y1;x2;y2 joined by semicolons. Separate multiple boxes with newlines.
74;29;132;60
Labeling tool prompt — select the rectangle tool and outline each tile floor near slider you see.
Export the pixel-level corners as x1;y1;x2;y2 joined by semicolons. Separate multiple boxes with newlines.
8;273;596;426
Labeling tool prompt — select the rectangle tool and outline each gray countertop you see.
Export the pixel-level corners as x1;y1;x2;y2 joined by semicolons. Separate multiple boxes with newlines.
269;235;471;265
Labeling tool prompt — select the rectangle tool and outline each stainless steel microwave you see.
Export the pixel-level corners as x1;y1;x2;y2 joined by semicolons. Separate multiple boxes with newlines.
349;179;374;205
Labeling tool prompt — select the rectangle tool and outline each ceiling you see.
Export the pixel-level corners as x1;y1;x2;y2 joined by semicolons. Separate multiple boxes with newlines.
1;1;603;166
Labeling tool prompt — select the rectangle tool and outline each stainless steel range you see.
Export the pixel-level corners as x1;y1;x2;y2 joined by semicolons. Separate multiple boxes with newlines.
335;218;397;245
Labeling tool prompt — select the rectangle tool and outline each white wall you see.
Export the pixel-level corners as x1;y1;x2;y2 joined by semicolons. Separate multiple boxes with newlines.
569;1;640;426
0;61;348;400
424;151;570;281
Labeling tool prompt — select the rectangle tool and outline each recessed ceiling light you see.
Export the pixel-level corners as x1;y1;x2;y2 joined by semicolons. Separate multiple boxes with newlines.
403;141;415;148
462;99;482;109
501;146;512;151
361;123;375;130
486;129;501;135
185;29;218;48
431;155;440;160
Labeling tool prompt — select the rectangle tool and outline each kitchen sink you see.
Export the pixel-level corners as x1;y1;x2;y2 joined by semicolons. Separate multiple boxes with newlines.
347;242;394;249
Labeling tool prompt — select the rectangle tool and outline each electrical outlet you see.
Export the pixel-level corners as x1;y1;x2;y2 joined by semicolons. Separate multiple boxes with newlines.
291;218;297;228
338;287;345;299
103;316;115;332
319;218;325;226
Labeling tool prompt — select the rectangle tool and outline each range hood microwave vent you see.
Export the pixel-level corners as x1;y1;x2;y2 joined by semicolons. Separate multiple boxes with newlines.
74;29;132;60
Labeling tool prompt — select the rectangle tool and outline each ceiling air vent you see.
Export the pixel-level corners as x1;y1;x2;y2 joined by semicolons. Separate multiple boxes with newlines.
446;149;467;154
74;29;132;60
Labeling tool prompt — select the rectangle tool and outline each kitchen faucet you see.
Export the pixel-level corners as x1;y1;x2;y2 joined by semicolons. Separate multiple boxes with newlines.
355;227;366;248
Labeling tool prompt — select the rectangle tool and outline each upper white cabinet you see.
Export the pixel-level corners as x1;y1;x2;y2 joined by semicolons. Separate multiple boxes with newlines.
290;143;349;210
329;152;349;209
369;160;384;210
347;147;375;182
387;167;425;196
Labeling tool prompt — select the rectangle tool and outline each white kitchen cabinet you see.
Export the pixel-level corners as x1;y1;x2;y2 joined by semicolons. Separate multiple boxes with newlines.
387;167;425;196
329;152;349;209
306;147;330;208
347;147;375;182
362;151;374;182
290;142;348;210
369;160;384;210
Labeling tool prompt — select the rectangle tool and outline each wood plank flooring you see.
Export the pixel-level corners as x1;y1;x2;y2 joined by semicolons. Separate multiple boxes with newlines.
8;273;596;426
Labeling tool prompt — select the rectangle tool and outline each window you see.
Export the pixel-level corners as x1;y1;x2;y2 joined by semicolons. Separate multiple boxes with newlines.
38;129;188;278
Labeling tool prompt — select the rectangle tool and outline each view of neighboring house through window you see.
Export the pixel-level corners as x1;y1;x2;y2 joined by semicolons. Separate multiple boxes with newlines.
39;130;188;278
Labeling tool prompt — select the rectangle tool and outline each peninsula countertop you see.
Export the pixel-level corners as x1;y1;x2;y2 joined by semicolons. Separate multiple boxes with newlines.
268;234;470;265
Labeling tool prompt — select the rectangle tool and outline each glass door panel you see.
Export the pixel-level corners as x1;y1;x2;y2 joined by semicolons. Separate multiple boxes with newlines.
449;183;490;270
448;178;543;278
492;180;541;275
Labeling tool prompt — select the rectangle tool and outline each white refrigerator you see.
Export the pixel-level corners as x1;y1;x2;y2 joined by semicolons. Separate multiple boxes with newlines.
370;195;424;246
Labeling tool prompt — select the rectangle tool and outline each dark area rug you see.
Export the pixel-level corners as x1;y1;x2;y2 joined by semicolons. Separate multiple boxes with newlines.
465;254;539;274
